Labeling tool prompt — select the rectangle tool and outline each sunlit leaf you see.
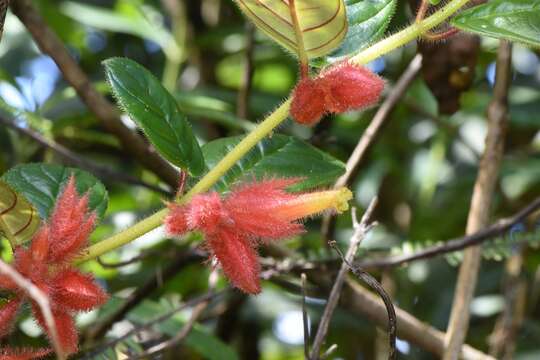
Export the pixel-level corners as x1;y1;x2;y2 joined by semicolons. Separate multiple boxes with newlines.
451;0;540;48
0;181;41;247
234;0;348;59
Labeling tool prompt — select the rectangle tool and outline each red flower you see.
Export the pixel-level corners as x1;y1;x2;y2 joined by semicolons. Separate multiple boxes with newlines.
291;60;385;125
165;179;352;294
0;177;107;358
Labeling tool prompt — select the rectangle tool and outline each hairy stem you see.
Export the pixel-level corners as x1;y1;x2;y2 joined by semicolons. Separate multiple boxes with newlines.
77;0;472;263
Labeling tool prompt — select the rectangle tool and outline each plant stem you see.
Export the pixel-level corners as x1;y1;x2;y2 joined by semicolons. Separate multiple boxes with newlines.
350;0;471;65
78;100;292;262
289;0;309;79
77;0;472;263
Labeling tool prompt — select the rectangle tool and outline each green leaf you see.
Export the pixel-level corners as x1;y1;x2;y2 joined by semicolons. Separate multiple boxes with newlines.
0;181;41;247
451;0;540;48
202;134;346;192
104;57;205;176
329;0;397;60
1;163;108;220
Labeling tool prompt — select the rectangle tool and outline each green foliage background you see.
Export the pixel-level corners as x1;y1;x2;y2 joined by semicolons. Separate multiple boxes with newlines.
0;0;539;359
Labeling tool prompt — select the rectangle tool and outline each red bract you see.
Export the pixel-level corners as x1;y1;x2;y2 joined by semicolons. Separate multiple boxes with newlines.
165;179;352;294
0;177;107;358
0;348;51;360
290;60;385;125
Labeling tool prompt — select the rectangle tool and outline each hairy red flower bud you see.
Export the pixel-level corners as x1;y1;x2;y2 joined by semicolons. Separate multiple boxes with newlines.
53;270;108;312
208;229;261;294
0;300;21;338
290;60;385;125
0;176;107;357
48;177;96;262
290;78;326;125
225;179;305;240
165;179;352;294
33;308;78;356
0;347;51;360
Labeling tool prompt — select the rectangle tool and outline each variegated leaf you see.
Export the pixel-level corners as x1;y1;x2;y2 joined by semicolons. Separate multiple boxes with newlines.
0;180;41;248
234;0;348;59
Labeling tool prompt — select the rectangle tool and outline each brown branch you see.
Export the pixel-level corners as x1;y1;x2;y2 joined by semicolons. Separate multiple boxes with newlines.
342;279;494;360
443;40;512;360
0;259;65;360
488;245;527;359
278;260;495;358
310;199;378;359
0;115;171;196
0;0;8;41
359;196;540;268
10;0;180;188
321;54;422;241
330;241;397;360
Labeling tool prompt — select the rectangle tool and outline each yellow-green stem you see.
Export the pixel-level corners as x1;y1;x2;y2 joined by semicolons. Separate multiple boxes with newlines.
77;0;471;264
77;100;291;262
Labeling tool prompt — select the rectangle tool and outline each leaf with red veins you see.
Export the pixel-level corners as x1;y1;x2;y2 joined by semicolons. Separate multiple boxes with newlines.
165;203;190;235
33;307;78;356
319;61;384;114
0;347;51;360
290;77;327;125
0;299;22;337
53;270;107;311
208;229;261;294
225;179;305;241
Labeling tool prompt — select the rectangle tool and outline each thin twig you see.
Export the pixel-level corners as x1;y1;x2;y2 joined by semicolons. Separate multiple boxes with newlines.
443;40;512;360
359;196;540;268
488;244;527;359
330;242;396;360
320;344;338;360
0;115;171;196
81;289;226;359
343;279;494;360
87;250;205;341
415;0;430;23
10;0;180;187
128;269;219;359
0;260;65;360
274;260;495;359
321;55;422;241
310;199;378;359
301;273;310;359
0;0;8;41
